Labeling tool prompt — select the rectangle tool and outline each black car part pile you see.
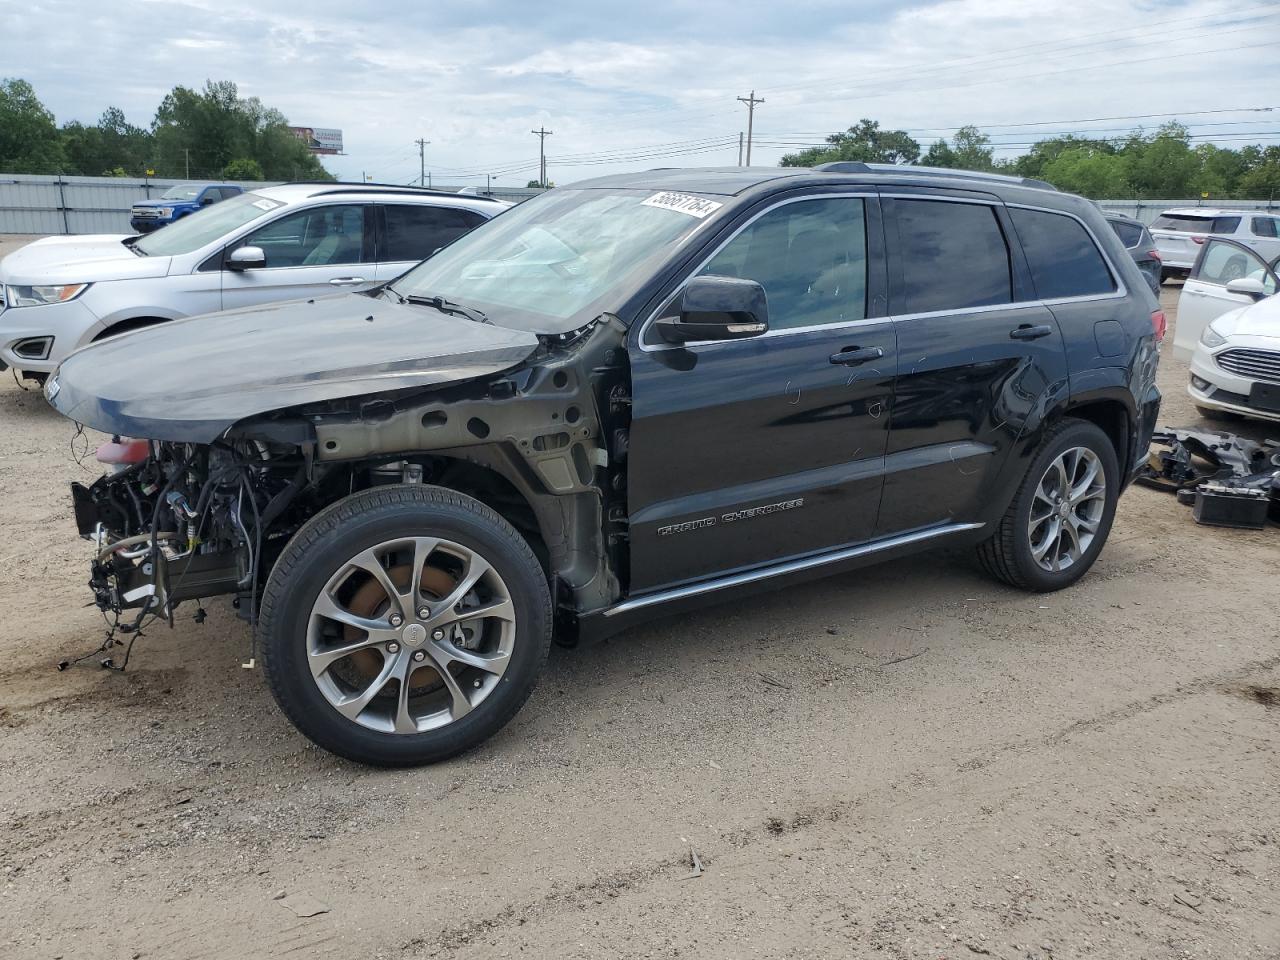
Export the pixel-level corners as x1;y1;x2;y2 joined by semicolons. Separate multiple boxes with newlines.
1137;428;1280;529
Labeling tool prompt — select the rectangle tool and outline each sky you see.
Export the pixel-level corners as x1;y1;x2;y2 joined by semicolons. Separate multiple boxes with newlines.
3;0;1279;186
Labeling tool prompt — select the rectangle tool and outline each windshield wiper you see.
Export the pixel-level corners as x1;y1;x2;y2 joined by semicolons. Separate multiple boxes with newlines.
122;236;148;256
402;293;491;325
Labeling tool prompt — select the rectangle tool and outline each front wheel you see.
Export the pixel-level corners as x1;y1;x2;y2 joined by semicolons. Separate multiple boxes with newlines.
977;419;1119;592
259;485;551;766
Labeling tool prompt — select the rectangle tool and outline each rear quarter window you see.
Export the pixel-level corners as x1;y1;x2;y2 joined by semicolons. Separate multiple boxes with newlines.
1108;220;1143;248
1011;208;1116;300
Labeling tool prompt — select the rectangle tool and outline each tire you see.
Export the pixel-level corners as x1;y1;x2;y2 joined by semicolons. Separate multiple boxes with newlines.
976;418;1120;592
259;484;552;766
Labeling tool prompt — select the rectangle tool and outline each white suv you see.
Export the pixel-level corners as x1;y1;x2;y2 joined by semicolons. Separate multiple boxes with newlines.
0;183;508;379
1150;207;1280;282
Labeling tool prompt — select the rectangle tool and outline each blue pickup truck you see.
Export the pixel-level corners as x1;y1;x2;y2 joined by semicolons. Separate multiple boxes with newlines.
129;183;244;233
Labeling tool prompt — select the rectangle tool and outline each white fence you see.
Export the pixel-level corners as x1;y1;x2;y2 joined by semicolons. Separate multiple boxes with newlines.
0;174;543;235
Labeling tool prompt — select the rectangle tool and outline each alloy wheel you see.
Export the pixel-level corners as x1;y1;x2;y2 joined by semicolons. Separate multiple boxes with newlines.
1027;446;1107;573
306;536;515;734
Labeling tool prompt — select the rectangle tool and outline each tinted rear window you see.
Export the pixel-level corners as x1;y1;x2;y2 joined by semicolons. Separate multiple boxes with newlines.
894;200;1012;313
1152;214;1239;234
1012;208;1116;300
383;205;487;262
1252;217;1279;238
1108;220;1143;248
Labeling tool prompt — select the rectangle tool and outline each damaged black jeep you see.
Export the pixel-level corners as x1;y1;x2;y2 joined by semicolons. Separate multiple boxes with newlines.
47;166;1161;765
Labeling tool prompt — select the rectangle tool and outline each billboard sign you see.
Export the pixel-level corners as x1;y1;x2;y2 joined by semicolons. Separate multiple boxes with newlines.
288;126;344;155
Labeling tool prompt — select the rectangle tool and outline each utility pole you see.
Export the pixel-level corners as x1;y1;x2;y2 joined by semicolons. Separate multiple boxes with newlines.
737;132;744;166
736;90;764;165
184;148;190;180
486;173;498;196
531;127;553;187
415;138;430;186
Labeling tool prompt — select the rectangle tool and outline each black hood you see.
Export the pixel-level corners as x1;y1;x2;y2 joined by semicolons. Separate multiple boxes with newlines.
46;293;540;443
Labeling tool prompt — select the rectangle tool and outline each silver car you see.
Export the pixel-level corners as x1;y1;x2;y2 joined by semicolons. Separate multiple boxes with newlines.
0;183;507;380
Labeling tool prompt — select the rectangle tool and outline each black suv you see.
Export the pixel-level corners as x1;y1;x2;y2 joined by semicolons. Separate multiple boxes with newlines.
47;164;1162;766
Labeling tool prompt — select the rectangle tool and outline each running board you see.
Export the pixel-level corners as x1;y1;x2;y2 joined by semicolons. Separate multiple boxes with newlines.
604;521;985;618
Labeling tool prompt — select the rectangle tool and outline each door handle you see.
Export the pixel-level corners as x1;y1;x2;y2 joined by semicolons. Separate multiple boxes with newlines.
1009;324;1053;341
829;345;884;365
329;276;367;285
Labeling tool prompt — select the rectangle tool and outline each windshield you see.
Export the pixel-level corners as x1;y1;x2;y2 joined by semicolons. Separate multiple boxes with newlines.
387;188;725;333
134;192;285;256
160;185;202;200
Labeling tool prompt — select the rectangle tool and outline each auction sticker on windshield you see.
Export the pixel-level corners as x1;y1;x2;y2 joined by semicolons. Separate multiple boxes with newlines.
641;192;723;219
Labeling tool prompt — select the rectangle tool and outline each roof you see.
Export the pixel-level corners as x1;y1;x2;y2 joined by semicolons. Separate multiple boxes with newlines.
251;182;508;209
1158;207;1254;218
569;164;1058;199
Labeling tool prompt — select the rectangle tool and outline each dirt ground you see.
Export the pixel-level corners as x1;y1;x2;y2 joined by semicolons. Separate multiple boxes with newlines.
1;253;1278;959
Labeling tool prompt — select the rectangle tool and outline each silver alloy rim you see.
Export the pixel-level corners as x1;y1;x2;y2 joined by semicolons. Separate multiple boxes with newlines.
1027;446;1107;573
307;537;515;734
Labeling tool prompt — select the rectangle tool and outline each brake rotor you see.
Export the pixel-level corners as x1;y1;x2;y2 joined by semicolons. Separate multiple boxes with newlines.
341;563;459;696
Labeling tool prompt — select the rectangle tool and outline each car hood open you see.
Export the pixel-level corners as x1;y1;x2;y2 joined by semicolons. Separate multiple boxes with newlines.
46;293;541;443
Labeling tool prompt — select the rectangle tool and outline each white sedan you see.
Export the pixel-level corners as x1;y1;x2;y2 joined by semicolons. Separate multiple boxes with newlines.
1178;236;1280;422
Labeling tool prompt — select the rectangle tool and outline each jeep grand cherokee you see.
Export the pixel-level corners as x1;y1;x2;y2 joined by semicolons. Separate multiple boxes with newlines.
46;163;1162;766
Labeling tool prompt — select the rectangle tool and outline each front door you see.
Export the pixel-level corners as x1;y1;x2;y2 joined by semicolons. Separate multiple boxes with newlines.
875;195;1069;535
1174;237;1279;359
220;203;376;310
626;193;895;593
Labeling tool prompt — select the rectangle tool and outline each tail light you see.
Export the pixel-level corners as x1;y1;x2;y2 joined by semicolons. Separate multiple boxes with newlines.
1147;249;1162;262
1151;310;1167;344
1191;235;1206;245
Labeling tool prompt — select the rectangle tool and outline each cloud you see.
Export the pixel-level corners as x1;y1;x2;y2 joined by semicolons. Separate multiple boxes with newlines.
4;0;1277;185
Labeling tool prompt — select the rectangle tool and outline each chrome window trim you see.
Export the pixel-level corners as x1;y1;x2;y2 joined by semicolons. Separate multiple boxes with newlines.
638;191;877;353
605;521;985;616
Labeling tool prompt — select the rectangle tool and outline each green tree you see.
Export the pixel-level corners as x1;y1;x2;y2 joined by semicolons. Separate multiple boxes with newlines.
1237;146;1280;200
920;126;994;172
0;78;64;173
1118;123;1198;198
60;106;150;176
222;157;265;181
1040;146;1130;197
151;80;331;181
780;118;920;167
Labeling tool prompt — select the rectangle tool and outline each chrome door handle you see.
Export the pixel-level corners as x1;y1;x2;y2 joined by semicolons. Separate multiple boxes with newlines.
830;346;884;365
329;276;367;285
1009;324;1053;341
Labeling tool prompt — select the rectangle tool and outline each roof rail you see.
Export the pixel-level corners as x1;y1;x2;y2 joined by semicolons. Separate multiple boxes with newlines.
813;161;1056;191
284;181;504;202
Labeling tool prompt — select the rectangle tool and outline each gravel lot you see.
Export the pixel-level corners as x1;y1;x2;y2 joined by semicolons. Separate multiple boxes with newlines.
1;242;1278;959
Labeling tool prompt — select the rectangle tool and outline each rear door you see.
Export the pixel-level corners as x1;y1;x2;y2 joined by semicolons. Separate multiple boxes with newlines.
1174;237;1279;359
373;204;490;281
220;203;376;309
875;194;1067;535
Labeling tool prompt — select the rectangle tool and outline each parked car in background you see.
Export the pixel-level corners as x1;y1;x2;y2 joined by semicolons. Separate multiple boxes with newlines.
129;183;244;233
1174;236;1280;359
0;183;508;381
1175;236;1280;420
46;163;1162;765
1104;212;1161;296
1150;208;1280;282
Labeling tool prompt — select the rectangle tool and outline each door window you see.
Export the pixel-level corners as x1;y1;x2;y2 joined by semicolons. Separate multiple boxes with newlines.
1252;217;1279;238
242;204;368;267
383;205;488;262
894;200;1011;314
1196;239;1277;294
697;197;867;330
1011;207;1116;300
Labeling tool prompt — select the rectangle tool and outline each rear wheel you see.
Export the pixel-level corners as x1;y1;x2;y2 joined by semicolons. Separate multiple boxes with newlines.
259;485;551;766
977;419;1119;592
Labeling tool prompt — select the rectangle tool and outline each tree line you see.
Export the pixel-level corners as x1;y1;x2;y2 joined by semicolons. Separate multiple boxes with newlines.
780;119;1280;200
0;78;332;182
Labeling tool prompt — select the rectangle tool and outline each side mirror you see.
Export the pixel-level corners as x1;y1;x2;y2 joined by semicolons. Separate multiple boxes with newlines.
654;276;769;344
200;195;216;205
1226;277;1268;301
226;245;267;271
